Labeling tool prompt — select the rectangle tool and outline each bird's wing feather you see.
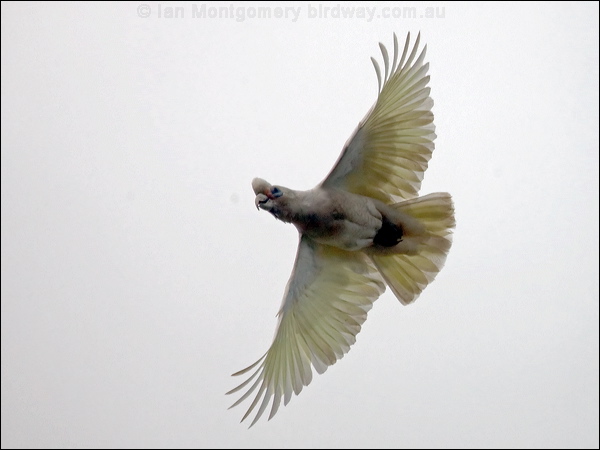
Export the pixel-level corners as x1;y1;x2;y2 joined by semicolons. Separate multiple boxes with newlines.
227;235;385;427
321;32;435;203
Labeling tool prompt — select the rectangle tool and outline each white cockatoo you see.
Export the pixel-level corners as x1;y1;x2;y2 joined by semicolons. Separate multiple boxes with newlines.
227;32;455;427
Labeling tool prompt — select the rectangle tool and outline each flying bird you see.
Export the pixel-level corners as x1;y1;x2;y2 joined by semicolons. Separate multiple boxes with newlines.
227;32;455;427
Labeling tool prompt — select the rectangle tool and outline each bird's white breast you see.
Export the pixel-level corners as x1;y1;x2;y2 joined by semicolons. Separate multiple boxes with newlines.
291;189;383;251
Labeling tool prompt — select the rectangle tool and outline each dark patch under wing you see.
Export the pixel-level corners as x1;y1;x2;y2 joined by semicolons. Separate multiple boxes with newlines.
373;216;403;247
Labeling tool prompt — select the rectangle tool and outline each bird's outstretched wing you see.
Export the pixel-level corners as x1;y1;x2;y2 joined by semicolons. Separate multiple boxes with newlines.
227;236;385;427
321;32;435;203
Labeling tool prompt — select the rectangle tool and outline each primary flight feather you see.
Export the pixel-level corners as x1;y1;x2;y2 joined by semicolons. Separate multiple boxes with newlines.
227;32;455;427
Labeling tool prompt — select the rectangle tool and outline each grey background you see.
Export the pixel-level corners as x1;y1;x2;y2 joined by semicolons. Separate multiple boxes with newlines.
2;2;598;448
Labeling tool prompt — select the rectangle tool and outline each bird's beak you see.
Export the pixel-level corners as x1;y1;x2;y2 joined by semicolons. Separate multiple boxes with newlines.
252;178;273;211
252;178;270;196
255;193;268;210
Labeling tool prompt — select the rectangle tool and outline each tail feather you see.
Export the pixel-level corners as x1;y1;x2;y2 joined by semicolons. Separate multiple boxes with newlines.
370;192;455;305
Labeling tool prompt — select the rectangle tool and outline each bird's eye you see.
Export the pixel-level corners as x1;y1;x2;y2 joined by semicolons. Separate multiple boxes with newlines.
271;187;283;198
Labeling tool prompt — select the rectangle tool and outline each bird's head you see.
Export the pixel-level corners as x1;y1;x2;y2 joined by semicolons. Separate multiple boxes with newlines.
252;178;295;222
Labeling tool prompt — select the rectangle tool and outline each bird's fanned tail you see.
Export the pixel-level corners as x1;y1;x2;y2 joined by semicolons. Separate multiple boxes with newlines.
370;193;455;305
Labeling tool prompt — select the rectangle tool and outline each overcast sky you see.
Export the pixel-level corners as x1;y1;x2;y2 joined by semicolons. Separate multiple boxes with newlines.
1;2;598;448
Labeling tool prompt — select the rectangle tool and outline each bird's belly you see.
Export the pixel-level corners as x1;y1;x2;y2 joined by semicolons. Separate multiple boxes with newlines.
300;212;381;251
